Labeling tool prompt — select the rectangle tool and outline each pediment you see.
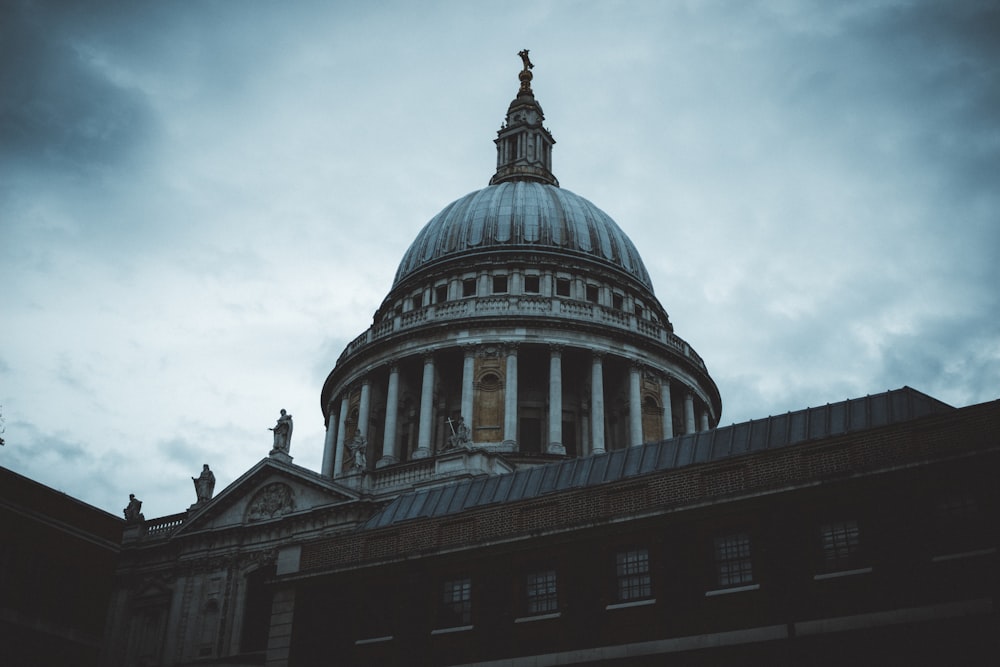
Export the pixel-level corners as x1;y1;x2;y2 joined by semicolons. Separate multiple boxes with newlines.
173;457;359;536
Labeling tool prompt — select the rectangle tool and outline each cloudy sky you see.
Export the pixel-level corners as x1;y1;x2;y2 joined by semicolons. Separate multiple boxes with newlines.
2;0;998;518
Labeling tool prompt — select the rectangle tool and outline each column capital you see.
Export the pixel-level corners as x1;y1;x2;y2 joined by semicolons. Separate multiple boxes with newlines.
549;343;564;356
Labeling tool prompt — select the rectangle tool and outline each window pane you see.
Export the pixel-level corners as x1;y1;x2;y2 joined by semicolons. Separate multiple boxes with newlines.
820;520;861;571
441;577;472;626
714;533;753;586
615;549;651;601
525;570;558;614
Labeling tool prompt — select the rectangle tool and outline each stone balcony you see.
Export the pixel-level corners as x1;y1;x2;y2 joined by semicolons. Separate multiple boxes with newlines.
338;295;706;370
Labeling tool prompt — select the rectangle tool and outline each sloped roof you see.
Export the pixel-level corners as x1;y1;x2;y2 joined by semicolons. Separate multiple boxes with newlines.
363;387;952;530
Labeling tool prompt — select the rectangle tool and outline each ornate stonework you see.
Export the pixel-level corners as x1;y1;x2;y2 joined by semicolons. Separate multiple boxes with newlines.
245;483;296;522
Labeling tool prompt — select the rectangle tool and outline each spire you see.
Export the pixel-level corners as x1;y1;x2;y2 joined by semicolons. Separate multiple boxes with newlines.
489;50;559;187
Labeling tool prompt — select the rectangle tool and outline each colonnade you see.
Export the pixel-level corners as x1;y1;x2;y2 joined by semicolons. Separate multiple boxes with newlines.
322;344;713;479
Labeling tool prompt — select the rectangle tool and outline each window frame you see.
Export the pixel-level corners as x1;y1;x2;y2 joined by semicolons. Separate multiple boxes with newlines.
708;532;756;593
611;547;653;606
436;576;473;630
522;569;559;617
816;518;867;577
523;274;541;294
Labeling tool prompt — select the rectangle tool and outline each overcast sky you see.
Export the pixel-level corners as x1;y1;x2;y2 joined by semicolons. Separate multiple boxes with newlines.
2;1;998;518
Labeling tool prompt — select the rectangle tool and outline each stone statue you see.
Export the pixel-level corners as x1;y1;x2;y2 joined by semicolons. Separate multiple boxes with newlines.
124;493;144;523
192;464;216;503
447;416;471;449
269;409;293;454
518;48;533;71
347;432;367;471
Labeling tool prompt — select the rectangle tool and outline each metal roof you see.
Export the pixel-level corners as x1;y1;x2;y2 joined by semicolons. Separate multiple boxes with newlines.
392;181;653;291
363;387;953;531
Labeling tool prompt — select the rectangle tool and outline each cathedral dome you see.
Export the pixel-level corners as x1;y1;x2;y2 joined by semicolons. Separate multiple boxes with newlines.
392;182;653;291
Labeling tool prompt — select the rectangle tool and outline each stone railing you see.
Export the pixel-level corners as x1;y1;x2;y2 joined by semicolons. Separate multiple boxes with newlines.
337;295;707;371
134;511;187;540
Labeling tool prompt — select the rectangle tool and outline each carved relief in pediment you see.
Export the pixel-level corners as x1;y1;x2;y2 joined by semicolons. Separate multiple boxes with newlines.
244;482;296;523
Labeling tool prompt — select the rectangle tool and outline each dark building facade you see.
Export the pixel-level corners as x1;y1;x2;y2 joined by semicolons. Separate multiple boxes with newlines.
0;466;122;667
286;389;999;665
98;56;999;666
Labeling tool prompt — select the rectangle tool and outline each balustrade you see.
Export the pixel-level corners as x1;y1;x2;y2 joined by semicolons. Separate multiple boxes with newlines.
335;294;706;371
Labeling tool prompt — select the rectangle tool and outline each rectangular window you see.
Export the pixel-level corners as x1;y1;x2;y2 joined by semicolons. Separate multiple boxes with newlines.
525;570;558;615
634;304;644;318
615;548;651;601
714;533;753;587
462;278;476;298
524;275;540;294
586;284;599;303
493;275;508;294
411;293;423;309
435;284;448;303
612;293;624;310
820;519;861;572
440;577;472;627
555;278;571;297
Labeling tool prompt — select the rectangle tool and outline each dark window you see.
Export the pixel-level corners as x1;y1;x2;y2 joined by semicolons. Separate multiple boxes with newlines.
935;492;978;519
586;284;599;303
555;278;571;297
411;293;423;309
634;304;644;318
562;419;577;458
520;417;542;453
525;570;558;615
435;284;448;303
439;577;472;627
612;293;624;310
493;275;508;294
820;519;861;572
524;275;540;294
462;278;476;297
714;533;753;587
615;548;651;601
932;491;984;554
240;565;275;653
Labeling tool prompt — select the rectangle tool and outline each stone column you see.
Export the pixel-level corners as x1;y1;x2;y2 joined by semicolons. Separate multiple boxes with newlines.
461;345;475;432
333;394;349;476
629;361;643;447
591;352;606;454
700;409;710;432
414;354;435;459
503;344;519;443
684;391;696;436
378;366;400;467
321;401;337;478
660;376;674;440
547;345;565;454
358;379;371;442
264;587;296;667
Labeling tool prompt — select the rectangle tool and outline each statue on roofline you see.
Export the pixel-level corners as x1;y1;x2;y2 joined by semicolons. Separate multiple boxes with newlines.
192;464;216;504
269;409;293;454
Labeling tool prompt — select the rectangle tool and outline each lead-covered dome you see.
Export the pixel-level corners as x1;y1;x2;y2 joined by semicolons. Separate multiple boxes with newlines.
392;181;653;290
